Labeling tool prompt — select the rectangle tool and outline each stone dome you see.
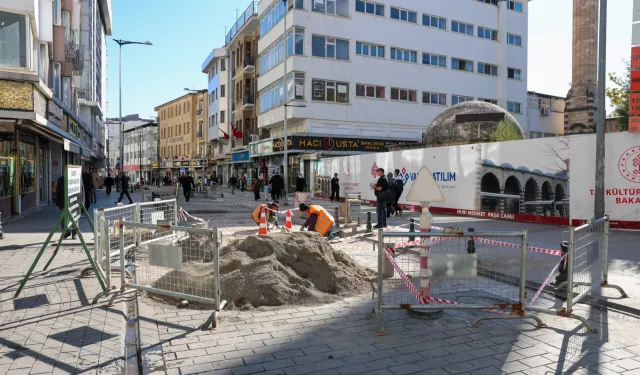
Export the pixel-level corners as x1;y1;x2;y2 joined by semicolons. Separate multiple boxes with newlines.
424;101;525;147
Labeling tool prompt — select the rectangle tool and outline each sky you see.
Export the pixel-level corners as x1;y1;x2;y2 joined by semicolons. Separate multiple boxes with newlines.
105;0;632;120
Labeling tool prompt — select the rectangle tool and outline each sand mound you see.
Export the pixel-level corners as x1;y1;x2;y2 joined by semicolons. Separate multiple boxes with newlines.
151;232;375;309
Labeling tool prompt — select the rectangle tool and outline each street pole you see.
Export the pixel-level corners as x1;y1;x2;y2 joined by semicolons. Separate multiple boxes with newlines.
138;129;142;182
282;0;289;205
119;44;123;177
594;0;607;218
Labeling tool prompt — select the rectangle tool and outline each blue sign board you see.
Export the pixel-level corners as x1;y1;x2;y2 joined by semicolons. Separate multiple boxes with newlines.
231;151;250;162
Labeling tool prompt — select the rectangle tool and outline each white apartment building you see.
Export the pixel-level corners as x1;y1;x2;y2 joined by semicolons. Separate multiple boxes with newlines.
202;48;231;182
0;0;111;219
526;91;565;138
253;0;529;178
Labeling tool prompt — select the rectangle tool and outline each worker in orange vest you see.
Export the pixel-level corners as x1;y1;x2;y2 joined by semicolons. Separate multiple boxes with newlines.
252;202;280;228
299;203;335;238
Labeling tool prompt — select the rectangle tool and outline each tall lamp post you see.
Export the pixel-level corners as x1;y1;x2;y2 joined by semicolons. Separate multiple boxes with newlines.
282;0;289;205
184;88;207;181
113;39;152;177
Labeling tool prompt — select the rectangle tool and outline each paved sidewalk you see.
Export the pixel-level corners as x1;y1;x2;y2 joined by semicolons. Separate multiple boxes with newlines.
134;211;640;375
0;190;141;375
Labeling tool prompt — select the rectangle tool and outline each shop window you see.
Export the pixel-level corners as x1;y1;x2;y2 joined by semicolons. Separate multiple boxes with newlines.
0;134;15;198
20;141;36;194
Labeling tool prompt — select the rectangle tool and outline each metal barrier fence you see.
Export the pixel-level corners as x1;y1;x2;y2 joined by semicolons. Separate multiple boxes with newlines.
375;229;545;334
92;214;110;291
119;220;226;327
528;216;627;332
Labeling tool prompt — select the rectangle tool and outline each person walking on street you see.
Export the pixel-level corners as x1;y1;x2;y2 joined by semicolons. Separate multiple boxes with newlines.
296;173;306;193
90;172;98;203
371;168;390;228
104;174;114;195
330;173;340;202
229;174;238;195
269;170;284;202
181;172;195;202
392;169;404;216
386;172;397;218
116;172;133;204
82;167;93;210
252;176;261;201
240;173;247;192
115;174;121;192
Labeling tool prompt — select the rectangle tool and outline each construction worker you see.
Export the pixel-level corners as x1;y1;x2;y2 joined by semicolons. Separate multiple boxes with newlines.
252;202;280;229
299;203;335;238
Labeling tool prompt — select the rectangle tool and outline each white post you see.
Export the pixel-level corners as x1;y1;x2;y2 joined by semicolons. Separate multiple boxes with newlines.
419;203;431;300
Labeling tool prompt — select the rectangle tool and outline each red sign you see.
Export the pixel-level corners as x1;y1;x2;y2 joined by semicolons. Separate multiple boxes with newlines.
52;161;58;166
630;117;640;133
633;46;640;69
123;165;141;171
618;146;640;183
632;70;640;92
631;93;640;115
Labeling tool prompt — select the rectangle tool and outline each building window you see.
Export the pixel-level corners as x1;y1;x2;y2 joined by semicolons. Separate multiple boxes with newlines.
390;7;417;23
259;35;286;75
508;1;523;12
0;11;28;68
507;33;522;46
507;101;522;113
286;27;305;57
477;0;498;4
312;0;349;17
356;84;385;99
53;62;62;99
452;21;474;36
355;0;384;16
452;58;473;72
422;14;446;29
356;42;384;58
478;62;498;76
481;98;498;104
390;47;417;63
312;79;349;103
478;26;498;41
422;53;446;68
422;91;447;106
221;59;226;71
391;88;417;102
452;95;474;105
260;0;287;36
287;72;306;101
259;72;306;114
508;67;522;80
312;35;349;60
220;111;225;123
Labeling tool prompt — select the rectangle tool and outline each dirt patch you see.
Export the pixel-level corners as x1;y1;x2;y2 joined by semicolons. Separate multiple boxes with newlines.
152;232;375;309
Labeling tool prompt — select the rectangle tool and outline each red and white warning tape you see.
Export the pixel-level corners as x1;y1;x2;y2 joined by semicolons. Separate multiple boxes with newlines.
179;208;208;224
528;255;566;306
472;237;563;257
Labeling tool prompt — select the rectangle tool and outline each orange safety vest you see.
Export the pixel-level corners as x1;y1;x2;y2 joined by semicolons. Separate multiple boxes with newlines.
308;205;335;235
252;204;272;224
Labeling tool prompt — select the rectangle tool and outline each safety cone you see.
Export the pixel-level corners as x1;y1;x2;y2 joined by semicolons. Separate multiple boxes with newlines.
285;210;293;230
258;207;268;236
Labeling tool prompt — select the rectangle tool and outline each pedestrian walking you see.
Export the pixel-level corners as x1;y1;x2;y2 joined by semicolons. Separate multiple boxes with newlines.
229;175;238;195
252;176;261;201
370;168;390;228
269;170;284;202
181;172;195;202
296;173;306;193
386;172;397;218
240;173;247;192
104;174;114;195
90;172;98;203
82;167;93;210
115;172;133;204
392;169;404;216
330;173;340;202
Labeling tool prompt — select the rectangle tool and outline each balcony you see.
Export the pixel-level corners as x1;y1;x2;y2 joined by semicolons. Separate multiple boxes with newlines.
243;94;255;109
225;1;258;46
64;35;84;76
196;132;203;138
243;56;255;74
196;109;204;117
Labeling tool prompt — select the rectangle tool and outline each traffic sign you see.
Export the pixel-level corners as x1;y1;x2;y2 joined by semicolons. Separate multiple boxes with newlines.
406;165;445;203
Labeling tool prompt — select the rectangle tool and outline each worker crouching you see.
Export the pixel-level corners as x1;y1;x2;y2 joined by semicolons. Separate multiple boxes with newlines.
252;202;281;229
299;203;336;238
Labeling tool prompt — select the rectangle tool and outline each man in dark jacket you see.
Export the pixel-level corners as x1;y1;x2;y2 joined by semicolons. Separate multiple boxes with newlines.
392;169;404;216
370;168;389;228
181;172;195;202
81;168;93;210
228;175;238;195
56;175;74;239
269;170;285;202
296;173;306;193
330;173;340;202
116;172;133;204
104;174;114;195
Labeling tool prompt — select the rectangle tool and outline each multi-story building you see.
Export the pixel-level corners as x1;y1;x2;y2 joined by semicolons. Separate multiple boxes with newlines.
0;0;112;219
202;48;231;183
154;91;209;181
253;0;529;187
526;92;565;138
122;122;158;183
105;114;154;173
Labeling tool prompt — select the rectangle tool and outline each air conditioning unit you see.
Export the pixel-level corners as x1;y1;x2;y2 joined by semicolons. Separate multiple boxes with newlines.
250;134;259;142
540;108;550;116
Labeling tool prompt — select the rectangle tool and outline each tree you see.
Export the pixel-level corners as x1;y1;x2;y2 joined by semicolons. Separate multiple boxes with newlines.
605;62;630;131
488;120;523;142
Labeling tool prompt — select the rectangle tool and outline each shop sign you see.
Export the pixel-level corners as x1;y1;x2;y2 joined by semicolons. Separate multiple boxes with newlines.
231;151;250;162
224;154;232;162
190;160;201;166
152;162;159;167
173;161;181;167
272;136;411;153
180;161;190;166
167;136;184;144
47;100;63;126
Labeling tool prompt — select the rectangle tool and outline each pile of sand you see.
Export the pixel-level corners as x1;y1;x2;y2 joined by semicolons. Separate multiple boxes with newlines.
152;232;375;309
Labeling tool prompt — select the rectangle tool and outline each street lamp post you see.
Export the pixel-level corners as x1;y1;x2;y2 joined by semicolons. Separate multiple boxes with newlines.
114;39;152;177
282;0;289;205
594;0;607;219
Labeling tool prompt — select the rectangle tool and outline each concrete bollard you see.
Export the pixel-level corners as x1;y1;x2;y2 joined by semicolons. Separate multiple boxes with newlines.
366;212;372;233
553;241;570;286
408;218;415;241
334;207;344;238
466;227;476;254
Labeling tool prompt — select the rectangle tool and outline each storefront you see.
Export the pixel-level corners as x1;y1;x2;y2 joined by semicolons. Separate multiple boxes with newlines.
228;151;256;187
160;159;207;182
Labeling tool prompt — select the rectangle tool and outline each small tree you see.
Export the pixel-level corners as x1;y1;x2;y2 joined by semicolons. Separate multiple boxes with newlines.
488;120;522;142
605;62;630;131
